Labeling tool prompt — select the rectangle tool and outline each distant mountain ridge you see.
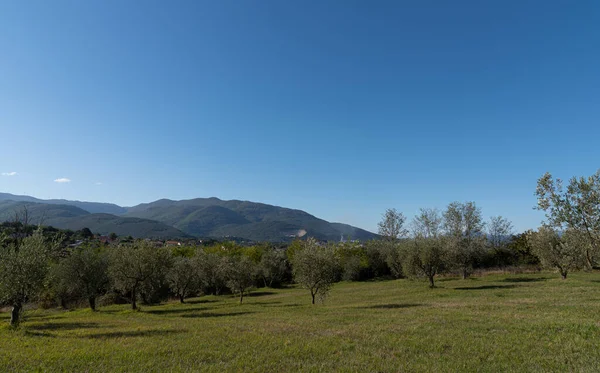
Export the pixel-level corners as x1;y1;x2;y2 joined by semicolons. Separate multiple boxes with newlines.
0;200;189;239
0;193;126;215
0;193;378;242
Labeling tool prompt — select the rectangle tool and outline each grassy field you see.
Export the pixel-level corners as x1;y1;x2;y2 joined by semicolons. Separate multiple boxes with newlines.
1;272;600;372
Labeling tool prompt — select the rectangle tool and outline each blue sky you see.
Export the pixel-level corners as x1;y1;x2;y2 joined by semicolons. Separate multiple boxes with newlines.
1;0;599;233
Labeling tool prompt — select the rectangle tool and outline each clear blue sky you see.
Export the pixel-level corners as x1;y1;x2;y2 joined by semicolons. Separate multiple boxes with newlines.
1;0;599;233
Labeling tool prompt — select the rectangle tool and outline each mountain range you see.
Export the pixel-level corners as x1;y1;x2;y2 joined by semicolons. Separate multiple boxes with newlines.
0;193;377;242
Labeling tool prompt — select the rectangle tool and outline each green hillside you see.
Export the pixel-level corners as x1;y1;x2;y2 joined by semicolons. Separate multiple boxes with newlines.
0;194;378;242
0;201;188;239
0;193;126;215
125;198;378;241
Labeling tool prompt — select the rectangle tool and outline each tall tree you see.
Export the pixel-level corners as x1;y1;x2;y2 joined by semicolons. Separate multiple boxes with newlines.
0;230;55;326
487;216;514;266
196;251;228;296
224;256;256;304
292;238;339;304
53;245;109;311
377;208;409;278
108;241;172;310
443;201;485;279
257;247;288;288
405;208;447;288
167;256;200;303
536;171;600;269
378;208;408;241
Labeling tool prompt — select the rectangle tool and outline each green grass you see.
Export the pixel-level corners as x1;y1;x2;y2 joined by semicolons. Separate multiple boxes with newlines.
2;272;600;372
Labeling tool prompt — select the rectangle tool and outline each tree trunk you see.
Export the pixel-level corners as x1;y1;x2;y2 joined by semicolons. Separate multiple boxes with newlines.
561;271;567;280
60;298;68;309
311;291;316;305
88;297;96;311
10;303;22;326
428;275;435;288
131;288;137;310
462;269;469;280
179;294;185;304
239;291;244;304
585;250;593;271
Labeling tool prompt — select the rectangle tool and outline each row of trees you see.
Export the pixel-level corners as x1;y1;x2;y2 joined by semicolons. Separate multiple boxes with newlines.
375;202;516;287
0;235;293;325
1;169;598;326
0;208;541;326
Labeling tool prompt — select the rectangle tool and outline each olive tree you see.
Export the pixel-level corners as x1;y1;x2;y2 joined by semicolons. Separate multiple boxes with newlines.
292;238;339;304
0;230;54;326
167;256;200;303
378;208;408;241
108;241;172;310
443;201;485;279
52;245;109;311
196;251;228;295
225;256;256;304
376;209;409;278
536;171;600;269
405;208;447;288
487;216;514;266
527;227;585;279
258;247;287;288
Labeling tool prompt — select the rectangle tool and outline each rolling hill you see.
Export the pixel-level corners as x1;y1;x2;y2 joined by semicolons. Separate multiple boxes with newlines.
124;198;378;242
0;200;188;239
0;193;378;242
0;193;126;215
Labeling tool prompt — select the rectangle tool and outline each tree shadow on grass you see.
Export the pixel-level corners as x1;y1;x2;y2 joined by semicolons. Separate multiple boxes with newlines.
260;303;301;308
23;313;65;321
455;285;517;290
246;291;276;297
180;311;255;319
185;299;217;305
24;330;57;338
86;329;183;339
144;307;213;316
503;277;548;283
29;322;103;331
362;303;422;310
254;301;281;306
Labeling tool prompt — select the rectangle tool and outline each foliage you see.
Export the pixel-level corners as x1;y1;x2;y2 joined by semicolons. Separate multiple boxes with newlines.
224;256;256;303
257;246;288;287
285;239;304;262
507;231;540;265
51;244;110;311
334;241;370;281
107;241;173;309
362;240;391;278
195;251;228;296
291;238;339;304
443;201;485;279
377;208;408;241
527;227;585;279
406;208;447;287
404;237;447;288
167;256;200;303
536;171;600;268
0;230;55;325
